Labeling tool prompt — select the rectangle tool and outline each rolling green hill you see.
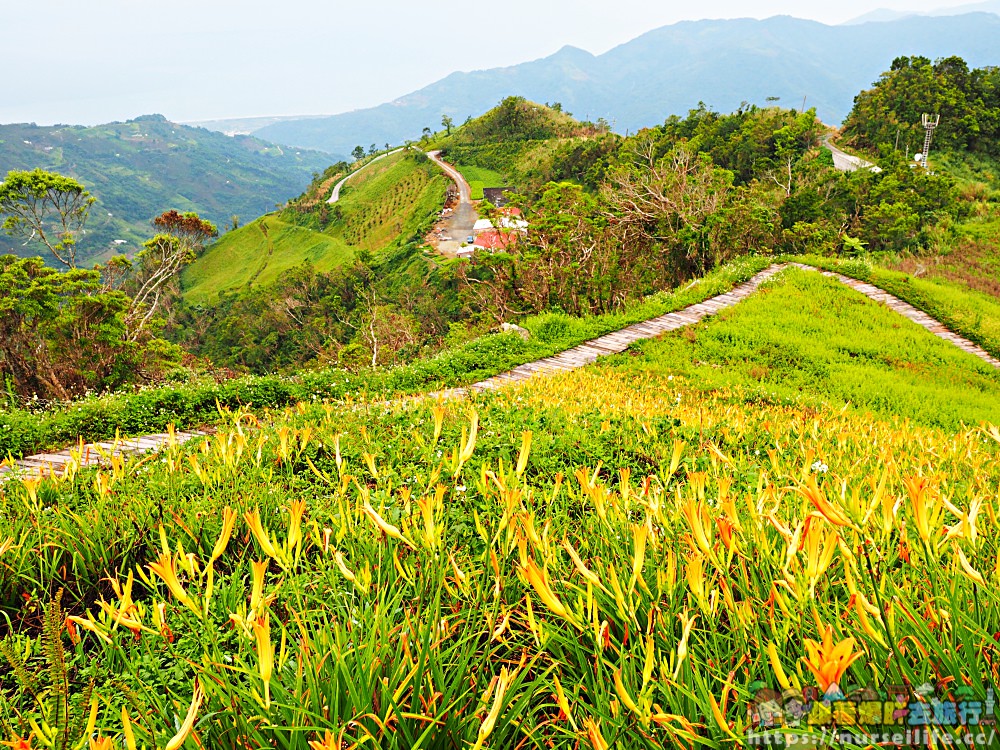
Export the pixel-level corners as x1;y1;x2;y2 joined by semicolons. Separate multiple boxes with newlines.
0;115;339;265
433;98;616;197
181;148;448;303
181;217;355;304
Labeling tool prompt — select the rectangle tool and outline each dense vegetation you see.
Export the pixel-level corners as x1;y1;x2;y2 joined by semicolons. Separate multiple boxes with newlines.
0;115;334;265
1;258;770;458
4;50;1000;750
3;270;1000;747
844;56;1000;159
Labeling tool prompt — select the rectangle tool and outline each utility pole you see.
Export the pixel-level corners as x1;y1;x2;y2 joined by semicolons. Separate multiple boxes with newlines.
919;113;940;171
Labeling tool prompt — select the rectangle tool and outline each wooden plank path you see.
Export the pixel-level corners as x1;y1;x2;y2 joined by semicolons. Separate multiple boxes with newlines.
3;262;998;481
0;431;210;481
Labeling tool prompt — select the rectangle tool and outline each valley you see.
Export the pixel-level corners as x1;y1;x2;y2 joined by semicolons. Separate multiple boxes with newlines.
0;116;337;266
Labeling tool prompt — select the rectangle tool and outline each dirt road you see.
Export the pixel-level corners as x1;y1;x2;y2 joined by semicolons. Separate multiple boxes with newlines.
427;150;478;253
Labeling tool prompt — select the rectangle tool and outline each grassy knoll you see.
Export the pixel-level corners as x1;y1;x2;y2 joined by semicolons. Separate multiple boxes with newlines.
454;163;504;200
180;151;447;304
3;274;1000;745
181;217;355;304
620;268;1000;430
792;255;1000;360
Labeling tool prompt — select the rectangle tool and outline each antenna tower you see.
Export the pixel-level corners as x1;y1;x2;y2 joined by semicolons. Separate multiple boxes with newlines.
920;114;940;170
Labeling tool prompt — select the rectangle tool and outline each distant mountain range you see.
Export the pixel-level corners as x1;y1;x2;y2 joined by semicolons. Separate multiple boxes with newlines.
198;13;1000;156
843;1;1000;25
0;115;339;265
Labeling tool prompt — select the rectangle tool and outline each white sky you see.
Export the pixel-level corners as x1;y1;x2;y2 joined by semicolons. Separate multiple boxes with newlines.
0;0;984;124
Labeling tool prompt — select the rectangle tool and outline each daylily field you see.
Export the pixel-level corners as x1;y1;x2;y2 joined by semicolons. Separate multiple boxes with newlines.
3;272;1000;749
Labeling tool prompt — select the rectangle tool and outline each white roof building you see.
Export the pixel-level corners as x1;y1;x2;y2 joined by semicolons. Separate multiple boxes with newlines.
473;217;529;234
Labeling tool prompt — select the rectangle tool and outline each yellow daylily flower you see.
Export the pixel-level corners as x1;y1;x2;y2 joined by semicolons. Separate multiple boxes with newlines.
471;666;516;750
955;545;986;586
211;506;237;562
164;682;204;750
253;612;274;708
522;558;575;624
244;509;278;558
362;500;415;549
147;553;200;616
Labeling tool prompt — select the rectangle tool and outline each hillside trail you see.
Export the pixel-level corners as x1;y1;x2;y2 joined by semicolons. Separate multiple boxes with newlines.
426;150;478;254
2;263;998;480
328;148;404;204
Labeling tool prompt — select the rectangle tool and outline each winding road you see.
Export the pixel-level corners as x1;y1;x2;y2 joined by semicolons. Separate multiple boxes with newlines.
427;150;478;253
823;132;881;173
328;148;404;204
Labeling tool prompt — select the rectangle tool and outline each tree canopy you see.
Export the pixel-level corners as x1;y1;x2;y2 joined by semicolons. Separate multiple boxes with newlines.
0;169;95;268
843;55;1000;158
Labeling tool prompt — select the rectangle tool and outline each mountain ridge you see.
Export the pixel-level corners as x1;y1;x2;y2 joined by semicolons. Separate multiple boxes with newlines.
242;13;1000;155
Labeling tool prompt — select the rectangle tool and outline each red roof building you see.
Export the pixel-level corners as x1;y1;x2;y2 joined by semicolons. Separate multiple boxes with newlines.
473;230;518;251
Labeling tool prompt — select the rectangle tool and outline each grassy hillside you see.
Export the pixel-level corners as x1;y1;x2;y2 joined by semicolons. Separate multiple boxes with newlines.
181;217;355;304
0;115;337;265
331;151;449;251
433;98;615;197
4;265;1000;744
180;149;447;304
627;268;1000;429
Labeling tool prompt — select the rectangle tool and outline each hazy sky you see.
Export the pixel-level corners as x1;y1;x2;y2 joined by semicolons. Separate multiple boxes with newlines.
1;0;983;124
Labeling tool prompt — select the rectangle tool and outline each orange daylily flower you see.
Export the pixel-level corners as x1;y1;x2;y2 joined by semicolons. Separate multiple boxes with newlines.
1;733;34;750
800;476;853;528
803;624;862;692
308;732;339;750
680;496;714;556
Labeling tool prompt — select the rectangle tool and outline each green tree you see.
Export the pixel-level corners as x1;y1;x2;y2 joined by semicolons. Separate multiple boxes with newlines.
0;255;136;400
352;146;366;162
122;211;217;340
442;115;454;136
0;169;95;269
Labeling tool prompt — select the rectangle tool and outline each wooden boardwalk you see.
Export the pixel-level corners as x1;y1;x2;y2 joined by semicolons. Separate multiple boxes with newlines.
3;263;997;480
0;431;209;481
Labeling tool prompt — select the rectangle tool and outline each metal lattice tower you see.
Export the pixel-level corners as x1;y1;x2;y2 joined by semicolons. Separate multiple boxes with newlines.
921;114;940;170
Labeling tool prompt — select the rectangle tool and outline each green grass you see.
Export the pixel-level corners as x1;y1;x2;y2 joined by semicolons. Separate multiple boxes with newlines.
621;267;1000;430
181;217;355;304
454;164;504;200
791;254;1000;360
